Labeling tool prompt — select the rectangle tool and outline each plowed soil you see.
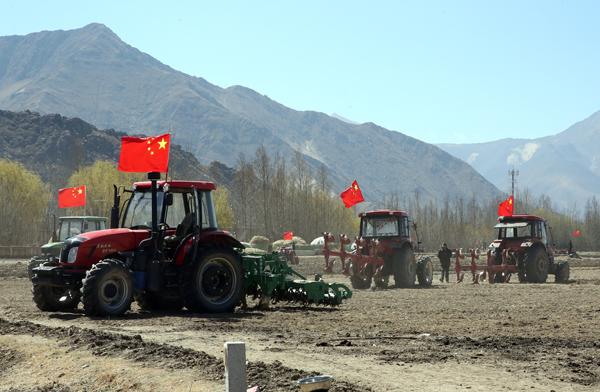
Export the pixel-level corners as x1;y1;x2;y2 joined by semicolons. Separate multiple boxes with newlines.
1;254;599;391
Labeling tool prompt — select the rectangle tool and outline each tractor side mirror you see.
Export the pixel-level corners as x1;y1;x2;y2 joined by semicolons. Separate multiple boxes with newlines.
165;193;173;206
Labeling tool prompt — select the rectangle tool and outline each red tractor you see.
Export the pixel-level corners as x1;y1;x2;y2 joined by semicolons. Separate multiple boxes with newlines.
488;214;570;283
323;210;434;289
31;174;246;316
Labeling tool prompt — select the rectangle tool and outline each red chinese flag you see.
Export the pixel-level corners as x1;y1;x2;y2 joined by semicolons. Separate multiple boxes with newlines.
118;133;170;173
340;180;365;208
283;231;293;241
58;185;86;208
497;195;514;217
572;229;582;238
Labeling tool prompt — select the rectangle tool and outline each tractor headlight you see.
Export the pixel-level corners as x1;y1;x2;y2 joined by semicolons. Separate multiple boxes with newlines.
67;246;79;263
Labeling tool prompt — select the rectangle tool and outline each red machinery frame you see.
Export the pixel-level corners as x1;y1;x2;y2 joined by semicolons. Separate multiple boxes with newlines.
323;232;387;276
454;248;519;284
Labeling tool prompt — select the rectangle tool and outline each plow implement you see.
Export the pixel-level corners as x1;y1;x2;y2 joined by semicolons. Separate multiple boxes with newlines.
453;248;524;284
242;252;352;307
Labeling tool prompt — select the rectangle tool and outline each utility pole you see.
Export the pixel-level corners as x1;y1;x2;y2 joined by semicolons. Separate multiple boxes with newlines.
509;169;519;212
509;169;519;197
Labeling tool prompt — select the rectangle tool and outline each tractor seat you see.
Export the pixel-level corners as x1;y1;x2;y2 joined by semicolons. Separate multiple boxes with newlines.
164;213;195;248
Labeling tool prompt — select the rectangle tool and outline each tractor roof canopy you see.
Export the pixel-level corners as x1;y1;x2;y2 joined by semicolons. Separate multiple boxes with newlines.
498;214;545;223
133;180;216;191
360;209;409;218
494;221;528;229
59;216;106;221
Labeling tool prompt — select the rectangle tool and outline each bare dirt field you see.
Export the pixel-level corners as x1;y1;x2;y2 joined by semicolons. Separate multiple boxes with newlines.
1;254;599;391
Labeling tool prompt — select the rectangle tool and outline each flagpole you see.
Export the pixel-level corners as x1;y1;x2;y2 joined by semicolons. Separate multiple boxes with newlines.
166;126;171;181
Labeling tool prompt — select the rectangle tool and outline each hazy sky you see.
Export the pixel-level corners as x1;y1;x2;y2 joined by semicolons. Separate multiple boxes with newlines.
1;0;599;144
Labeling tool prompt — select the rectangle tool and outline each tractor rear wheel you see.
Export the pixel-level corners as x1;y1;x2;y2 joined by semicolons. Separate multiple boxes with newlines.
524;247;549;283
416;257;433;287
393;247;416;288
135;292;183;311
81;259;133;316
349;261;372;289
32;284;80;311
555;261;570;283
182;249;244;313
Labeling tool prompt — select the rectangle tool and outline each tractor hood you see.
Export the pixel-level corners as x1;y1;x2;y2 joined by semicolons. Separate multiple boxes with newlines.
62;228;151;268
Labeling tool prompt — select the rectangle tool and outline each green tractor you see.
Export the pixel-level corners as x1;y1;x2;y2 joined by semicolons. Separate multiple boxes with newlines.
28;216;107;279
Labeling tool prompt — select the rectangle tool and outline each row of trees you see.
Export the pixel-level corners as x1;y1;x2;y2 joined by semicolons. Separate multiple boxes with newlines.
0;155;598;252
0;160;51;245
227;147;358;242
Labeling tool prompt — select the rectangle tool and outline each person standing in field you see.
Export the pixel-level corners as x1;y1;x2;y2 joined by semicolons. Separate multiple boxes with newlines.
438;243;452;283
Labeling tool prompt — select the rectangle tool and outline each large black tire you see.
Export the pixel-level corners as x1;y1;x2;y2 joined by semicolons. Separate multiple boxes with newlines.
393;247;416;288
32;284;80;311
349;261;372;289
524;247;549;283
181;249;244;313
81;259;133;316
555;261;570;283
28;256;48;280
135;292;184;311
416;256;433;287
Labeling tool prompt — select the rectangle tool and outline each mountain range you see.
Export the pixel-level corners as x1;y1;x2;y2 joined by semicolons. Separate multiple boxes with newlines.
439;110;600;210
0;23;499;204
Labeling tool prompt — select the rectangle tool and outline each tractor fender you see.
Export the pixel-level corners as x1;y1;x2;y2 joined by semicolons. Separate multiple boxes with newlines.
175;230;244;266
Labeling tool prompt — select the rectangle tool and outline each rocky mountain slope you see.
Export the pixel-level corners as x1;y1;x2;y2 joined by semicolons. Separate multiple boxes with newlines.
0;23;500;202
439;110;600;210
0;109;211;188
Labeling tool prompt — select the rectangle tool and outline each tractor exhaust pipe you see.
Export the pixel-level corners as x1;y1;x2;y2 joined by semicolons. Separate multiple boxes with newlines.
147;171;162;292
148;171;160;237
110;185;120;229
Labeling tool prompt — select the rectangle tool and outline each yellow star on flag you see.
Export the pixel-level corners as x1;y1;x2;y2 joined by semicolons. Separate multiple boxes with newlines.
158;138;168;150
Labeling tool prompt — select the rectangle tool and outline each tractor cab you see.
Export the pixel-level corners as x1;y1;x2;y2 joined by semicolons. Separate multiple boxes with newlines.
120;180;217;255
359;210;410;240
493;215;551;251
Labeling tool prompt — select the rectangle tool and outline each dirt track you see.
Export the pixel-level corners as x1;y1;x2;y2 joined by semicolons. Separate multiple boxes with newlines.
1;255;599;391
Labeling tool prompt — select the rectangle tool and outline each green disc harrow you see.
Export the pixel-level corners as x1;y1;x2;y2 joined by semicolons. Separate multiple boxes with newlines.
242;252;352;307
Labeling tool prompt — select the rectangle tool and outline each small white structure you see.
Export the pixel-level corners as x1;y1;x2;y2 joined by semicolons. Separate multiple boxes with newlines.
310;236;325;246
224;341;247;392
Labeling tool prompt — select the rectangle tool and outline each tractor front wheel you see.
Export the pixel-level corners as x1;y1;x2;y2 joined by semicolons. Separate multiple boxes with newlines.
182;249;244;313
416;257;433;287
349;261;372;289
555;261;570;283
32;284;80;311
524;247;549;283
393;247;416;288
81;259;133;316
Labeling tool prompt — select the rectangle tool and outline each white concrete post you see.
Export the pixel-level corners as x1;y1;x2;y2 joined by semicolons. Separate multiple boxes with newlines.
224;341;247;392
